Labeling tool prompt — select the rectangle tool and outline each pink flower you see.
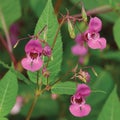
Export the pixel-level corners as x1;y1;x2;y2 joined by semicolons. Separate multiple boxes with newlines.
75;84;91;97
69;104;91;117
71;34;88;64
69;84;91;117
85;17;106;50
71;44;88;56
10;96;24;115
21;39;43;72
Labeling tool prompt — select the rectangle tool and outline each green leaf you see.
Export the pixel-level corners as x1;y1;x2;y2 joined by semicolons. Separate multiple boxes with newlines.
33;0;62;84
0;117;8;120
0;70;18;117
85;70;114;120
98;87;120;120
27;71;38;84
51;81;76;95
0;0;21;27
113;18;120;49
0;60;29;85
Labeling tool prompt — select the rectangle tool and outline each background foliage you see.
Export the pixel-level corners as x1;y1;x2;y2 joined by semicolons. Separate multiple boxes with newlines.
0;0;120;120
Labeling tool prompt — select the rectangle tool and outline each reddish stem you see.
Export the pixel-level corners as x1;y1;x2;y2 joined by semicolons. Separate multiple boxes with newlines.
54;0;63;15
0;34;17;67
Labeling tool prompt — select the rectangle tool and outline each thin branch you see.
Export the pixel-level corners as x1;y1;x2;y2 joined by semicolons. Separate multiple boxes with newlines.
26;94;39;120
0;33;17;66
73;5;113;18
46;16;66;67
0;9;12;52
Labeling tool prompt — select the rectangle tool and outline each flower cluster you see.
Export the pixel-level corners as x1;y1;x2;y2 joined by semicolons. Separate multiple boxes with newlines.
21;39;51;72
69;17;106;118
71;17;106;63
69;84;91;117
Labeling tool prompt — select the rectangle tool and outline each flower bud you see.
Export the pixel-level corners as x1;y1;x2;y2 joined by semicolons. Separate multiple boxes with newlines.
42;45;52;57
78;69;90;83
81;4;87;23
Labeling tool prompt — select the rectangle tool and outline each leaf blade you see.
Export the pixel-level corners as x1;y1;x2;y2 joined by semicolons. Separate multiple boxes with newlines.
0;70;18;117
51;81;76;95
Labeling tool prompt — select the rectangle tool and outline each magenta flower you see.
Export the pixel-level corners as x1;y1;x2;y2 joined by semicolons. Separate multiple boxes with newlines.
69;84;91;117
72;34;88;55
69;104;91;117
75;84;91;97
71;44;88;56
85;17;106;50
21;39;43;72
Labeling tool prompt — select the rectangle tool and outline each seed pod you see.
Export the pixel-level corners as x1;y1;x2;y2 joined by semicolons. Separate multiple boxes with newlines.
68;19;76;39
81;4;87;23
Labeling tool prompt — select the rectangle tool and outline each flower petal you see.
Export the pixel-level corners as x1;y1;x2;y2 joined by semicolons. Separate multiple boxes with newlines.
75;34;84;44
21;57;43;72
76;84;91;97
25;39;42;53
69;104;91;117
71;44;88;56
89;17;102;32
98;38;106;50
87;38;106;50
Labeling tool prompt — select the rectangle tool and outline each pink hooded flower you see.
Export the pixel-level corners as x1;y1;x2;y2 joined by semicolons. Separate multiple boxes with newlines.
21;39;43;72
71;34;88;64
69;84;91;117
85;17;106;50
72;34;88;56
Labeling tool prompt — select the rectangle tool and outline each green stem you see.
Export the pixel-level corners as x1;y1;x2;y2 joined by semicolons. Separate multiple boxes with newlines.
73;5;114;18
0;33;17;65
0;9;12;52
25;94;39;120
26;71;42;120
46;16;66;67
51;16;66;50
